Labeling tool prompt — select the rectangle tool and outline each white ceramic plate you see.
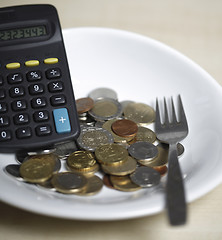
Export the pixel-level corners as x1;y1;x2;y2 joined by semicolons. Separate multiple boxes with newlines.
1;27;222;220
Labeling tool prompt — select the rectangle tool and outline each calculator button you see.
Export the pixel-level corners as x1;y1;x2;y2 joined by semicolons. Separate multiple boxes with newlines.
0;116;9;127
11;100;27;111
25;60;40;67
0;130;11;141
48;81;63;92
29;83;45;95
53;108;71;134
6;62;20;69
13;113;29;125
44;58;59;64
7;73;23;84
35;125;51;136
33;110;49;122
0;76;3;86
16;127;32;139
31;97;47;108
27;71;42;81
0;103;7;113
0;89;5;99
50;95;66;106
46;68;61;79
9;86;25;98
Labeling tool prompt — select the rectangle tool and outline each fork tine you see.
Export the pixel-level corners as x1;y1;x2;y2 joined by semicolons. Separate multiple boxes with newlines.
171;97;177;124
155;98;162;127
164;97;169;124
178;95;188;128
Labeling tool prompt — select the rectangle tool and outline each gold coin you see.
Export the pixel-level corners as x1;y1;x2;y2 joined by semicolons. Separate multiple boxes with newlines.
103;174;115;189
101;156;137;176
124;102;155;125
51;172;87;194
95;143;128;166
134;126;156;143
102;119;134;143
67;151;96;172
138;143;168;167
19;154;56;183
68;163;100;176
110;175;141;192
77;127;114;151
75;175;103;196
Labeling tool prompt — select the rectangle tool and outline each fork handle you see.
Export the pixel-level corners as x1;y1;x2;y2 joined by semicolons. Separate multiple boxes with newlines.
166;143;187;225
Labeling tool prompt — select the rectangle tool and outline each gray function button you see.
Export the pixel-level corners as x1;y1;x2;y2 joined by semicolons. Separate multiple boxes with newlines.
46;68;61;79
35;125;52;136
50;95;66;106
48;81;63;92
27;71;42;81
7;73;23;84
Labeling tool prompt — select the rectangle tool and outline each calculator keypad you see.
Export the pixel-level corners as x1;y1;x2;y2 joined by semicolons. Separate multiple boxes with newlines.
0;58;75;150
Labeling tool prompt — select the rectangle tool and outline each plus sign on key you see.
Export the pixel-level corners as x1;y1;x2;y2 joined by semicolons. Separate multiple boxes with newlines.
53;108;71;133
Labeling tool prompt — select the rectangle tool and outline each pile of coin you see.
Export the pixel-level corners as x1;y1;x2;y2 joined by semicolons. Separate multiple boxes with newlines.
4;87;184;196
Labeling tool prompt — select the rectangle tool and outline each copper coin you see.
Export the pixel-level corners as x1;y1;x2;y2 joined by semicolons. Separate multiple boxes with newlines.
103;174;115;189
153;165;168;176
111;119;138;138
76;97;94;114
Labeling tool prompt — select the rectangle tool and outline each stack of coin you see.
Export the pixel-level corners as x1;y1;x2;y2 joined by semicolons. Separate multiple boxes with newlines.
4;87;185;196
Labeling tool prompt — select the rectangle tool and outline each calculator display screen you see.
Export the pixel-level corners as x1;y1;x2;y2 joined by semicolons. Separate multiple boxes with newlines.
0;25;47;41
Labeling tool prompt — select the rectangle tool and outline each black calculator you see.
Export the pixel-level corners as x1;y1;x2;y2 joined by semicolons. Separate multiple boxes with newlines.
0;4;80;153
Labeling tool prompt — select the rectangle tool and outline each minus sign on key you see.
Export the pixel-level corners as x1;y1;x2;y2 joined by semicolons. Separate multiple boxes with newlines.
53;108;71;134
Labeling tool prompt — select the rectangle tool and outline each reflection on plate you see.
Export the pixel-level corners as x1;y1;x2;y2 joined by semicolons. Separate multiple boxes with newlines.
0;27;222;220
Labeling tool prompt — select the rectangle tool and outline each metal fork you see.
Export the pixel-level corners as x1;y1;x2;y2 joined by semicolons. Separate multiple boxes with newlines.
155;95;189;225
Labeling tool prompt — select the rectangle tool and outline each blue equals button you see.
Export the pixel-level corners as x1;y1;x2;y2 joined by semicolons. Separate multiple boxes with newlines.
53;108;71;134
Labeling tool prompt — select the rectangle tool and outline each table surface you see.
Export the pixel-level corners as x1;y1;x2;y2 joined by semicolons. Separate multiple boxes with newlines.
0;0;222;239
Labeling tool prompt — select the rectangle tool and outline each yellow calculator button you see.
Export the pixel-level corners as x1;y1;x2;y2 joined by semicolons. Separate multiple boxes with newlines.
25;60;40;67
44;58;59;64
6;62;21;69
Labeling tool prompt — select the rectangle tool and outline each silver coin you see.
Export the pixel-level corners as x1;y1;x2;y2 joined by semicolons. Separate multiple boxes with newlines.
128;141;158;160
94;121;104;128
88;98;123;122
16;151;29;163
27;148;56;156
53;157;61;173
79;114;95;125
120;100;135;112
88;87;118;100
38;179;55;190
130;166;160;187
54;141;78;160
4;164;23;179
77;127;114;151
51;172;88;194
